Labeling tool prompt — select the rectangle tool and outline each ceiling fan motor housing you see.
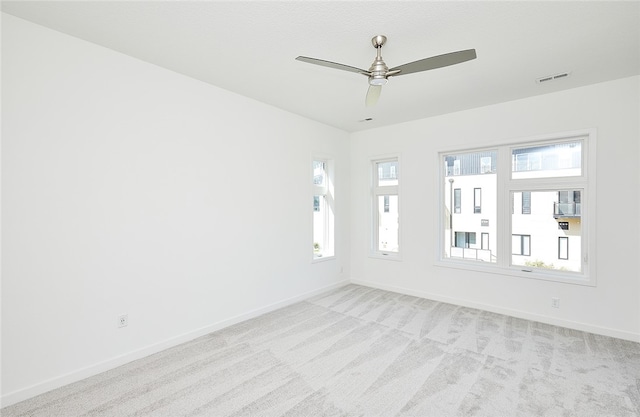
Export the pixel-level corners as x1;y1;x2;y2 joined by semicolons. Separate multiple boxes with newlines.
368;35;389;85
368;58;389;85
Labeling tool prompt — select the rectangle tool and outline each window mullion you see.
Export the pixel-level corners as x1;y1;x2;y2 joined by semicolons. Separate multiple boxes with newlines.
496;146;511;268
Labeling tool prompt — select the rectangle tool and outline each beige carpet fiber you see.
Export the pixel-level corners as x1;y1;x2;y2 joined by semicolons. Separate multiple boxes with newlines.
3;284;640;416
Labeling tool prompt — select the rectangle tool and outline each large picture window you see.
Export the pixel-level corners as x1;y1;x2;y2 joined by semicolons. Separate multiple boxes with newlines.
372;157;399;258
440;131;595;285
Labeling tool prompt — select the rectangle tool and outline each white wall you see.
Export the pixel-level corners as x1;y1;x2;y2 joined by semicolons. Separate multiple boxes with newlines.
350;75;640;342
1;14;350;405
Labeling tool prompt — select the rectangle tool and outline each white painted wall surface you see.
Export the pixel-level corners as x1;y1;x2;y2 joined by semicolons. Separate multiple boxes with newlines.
2;14;350;404
350;75;640;342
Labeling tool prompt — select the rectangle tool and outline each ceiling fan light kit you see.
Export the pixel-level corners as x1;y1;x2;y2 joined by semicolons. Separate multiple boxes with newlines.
296;35;477;106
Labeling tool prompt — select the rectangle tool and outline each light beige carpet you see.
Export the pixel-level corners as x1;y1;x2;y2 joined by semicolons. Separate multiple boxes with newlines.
3;284;640;416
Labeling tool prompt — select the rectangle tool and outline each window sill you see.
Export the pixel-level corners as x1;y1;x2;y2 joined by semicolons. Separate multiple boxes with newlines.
369;252;402;262
434;259;595;287
312;255;336;264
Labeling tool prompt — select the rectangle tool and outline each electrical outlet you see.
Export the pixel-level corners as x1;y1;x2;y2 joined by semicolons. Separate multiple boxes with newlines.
551;298;560;309
118;314;128;328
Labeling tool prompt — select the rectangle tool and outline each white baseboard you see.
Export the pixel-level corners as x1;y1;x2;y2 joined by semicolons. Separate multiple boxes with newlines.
1;280;350;408
350;278;640;343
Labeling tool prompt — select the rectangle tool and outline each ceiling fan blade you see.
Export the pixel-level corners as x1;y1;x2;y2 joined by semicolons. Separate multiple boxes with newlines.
365;85;382;107
390;49;476;76
296;56;369;75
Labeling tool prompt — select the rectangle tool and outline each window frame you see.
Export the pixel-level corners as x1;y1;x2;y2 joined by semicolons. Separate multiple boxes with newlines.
436;129;596;286
370;155;401;260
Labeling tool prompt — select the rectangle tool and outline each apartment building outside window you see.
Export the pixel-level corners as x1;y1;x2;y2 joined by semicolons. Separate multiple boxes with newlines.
439;131;596;285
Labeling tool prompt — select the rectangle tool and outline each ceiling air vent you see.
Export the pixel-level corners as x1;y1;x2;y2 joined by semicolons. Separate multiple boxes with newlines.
536;72;571;84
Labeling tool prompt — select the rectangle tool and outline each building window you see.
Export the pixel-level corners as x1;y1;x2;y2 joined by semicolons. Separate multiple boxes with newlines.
512;234;531;256
440;131;595;285
558;237;569;260
522;191;531;214
455;232;476;248
312;158;334;260
453;189;461;214
481;233;489;250
474;188;482;213
372;157;399;257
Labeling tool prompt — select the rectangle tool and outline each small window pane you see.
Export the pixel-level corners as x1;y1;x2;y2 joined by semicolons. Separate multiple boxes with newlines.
445;151;497;176
512;141;582;179
377;161;398;186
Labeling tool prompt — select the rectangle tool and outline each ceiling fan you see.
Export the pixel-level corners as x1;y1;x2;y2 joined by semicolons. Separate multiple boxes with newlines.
296;35;476;106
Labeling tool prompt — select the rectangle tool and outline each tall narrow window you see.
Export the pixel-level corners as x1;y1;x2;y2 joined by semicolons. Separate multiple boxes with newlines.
454;189;461;214
312;158;334;259
372;157;399;257
474;188;482;213
522;191;531;214
481;233;489;250
558;237;569;260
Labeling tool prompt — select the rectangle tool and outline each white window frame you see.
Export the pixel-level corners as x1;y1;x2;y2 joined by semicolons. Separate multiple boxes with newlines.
436;129;596;286
370;155;401;260
312;156;335;262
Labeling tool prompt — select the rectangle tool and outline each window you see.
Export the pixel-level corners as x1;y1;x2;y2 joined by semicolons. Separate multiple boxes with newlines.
440;131;596;285
444;150;497;263
474;188;482;213
558;237;569;260
481;233;489;250
312;158;334;260
522;191;531;214
372;157;399;257
455;232;476;248
512;234;531;256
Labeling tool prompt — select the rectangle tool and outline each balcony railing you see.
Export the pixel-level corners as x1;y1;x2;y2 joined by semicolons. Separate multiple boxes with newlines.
450;247;496;262
553;202;581;218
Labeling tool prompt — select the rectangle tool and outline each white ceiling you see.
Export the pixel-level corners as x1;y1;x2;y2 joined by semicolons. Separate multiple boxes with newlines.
3;1;639;132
